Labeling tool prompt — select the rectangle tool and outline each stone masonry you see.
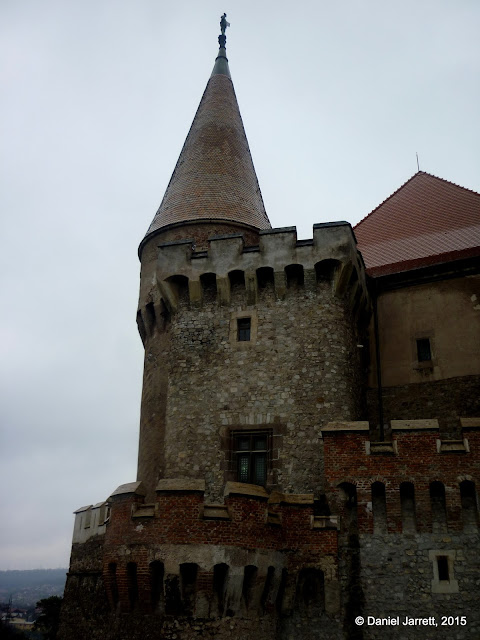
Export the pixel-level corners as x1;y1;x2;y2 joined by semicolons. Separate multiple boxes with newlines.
58;22;480;640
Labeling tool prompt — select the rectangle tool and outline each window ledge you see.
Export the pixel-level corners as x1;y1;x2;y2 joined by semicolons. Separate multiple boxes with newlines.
224;481;269;500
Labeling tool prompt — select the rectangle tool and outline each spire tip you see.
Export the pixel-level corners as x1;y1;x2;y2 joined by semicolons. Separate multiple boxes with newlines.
218;13;230;48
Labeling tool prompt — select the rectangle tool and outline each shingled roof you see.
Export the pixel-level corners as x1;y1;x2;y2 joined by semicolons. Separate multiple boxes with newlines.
143;42;271;244
354;172;480;277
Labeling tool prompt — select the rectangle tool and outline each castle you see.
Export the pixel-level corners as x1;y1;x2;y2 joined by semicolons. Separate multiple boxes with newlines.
58;18;480;640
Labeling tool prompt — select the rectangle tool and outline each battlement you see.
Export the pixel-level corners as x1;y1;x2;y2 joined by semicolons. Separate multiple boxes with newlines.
137;223;369;340
70;480;341;621
72;479;339;545
322;418;480;535
72;501;109;543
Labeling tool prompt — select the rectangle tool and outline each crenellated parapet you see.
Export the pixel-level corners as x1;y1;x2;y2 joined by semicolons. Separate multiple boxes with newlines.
321;418;480;535
70;480;340;620
137;222;369;342
72;501;110;543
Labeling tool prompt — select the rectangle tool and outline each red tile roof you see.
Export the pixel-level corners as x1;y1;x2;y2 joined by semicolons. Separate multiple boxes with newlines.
354;172;480;276
144;72;271;242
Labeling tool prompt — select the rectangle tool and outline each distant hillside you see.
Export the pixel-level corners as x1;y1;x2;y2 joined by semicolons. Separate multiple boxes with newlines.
0;569;67;608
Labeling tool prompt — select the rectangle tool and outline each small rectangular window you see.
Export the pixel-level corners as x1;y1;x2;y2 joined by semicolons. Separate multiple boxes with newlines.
437;555;449;581
416;338;432;362
237;318;251;342
233;431;270;486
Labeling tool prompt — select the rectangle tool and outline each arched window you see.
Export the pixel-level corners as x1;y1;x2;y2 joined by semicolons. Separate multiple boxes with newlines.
297;568;325;612
108;562;119;610
200;272;217;302
150;561;164;613
400;482;417;533
261;566;275;613
242;565;258;609
430;482;447;533
315;259;340;283
256;266;274;289
338;482;358;534
213;563;228;616
166;274;189;304
285;264;304;288
127;562;138;610
371;482;387;533
460;480;478;532
180;563;198;616
276;568;288;615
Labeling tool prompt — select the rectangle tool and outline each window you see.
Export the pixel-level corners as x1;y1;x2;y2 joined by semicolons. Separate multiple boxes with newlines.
127;562;138;610
416;338;432;362
233;431;269;485
229;311;257;345
437;556;449;581
237;318;251;341
429;550;458;593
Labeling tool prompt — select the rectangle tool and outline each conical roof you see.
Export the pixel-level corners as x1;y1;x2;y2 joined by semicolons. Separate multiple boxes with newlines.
143;37;271;244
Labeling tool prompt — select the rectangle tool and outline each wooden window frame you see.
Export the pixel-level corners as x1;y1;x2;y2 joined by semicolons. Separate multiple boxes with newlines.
231;430;272;486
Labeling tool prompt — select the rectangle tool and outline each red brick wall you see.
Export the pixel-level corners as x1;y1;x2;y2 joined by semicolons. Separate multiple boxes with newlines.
322;429;480;534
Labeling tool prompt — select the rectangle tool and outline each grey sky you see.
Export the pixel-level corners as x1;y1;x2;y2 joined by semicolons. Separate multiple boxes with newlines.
1;0;479;569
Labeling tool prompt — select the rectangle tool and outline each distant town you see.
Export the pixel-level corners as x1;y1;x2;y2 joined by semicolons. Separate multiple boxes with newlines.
0;569;66;634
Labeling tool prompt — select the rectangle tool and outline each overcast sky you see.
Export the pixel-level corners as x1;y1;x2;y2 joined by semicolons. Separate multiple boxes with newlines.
1;0;479;570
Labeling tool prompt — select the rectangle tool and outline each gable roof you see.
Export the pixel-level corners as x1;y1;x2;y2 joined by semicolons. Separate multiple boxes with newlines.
354;172;480;277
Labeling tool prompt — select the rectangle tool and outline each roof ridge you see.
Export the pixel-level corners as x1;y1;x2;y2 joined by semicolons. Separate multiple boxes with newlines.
354;172;422;230
417;171;480;198
354;171;480;232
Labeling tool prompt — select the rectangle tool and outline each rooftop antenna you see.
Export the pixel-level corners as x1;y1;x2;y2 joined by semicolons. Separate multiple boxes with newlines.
416;152;420;172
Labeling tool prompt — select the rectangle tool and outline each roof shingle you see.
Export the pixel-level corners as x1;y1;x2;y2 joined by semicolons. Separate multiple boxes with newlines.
143;57;270;242
354;172;480;276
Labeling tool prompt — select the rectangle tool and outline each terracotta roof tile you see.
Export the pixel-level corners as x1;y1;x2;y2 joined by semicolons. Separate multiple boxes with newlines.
354;172;480;276
144;71;270;241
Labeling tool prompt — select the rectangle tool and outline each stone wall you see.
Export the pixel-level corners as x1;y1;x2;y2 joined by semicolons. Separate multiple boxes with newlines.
321;422;480;638
371;276;480;388
163;278;363;501
367;374;480;434
58;482;342;640
358;532;480;639
136;224;369;499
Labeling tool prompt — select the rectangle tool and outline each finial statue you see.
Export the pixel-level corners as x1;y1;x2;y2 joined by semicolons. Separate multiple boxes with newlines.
220;13;230;35
218;13;230;48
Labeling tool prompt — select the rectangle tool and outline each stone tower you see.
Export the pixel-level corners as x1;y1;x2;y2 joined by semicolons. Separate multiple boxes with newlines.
58;17;480;640
134;27;368;505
